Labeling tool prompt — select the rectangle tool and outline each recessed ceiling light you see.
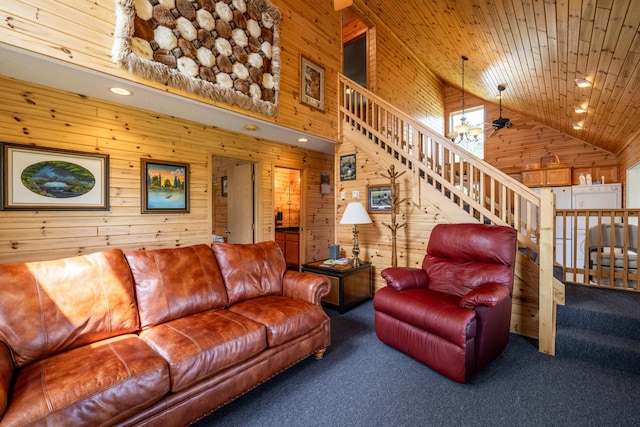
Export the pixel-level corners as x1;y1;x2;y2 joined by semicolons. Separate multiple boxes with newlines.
574;78;592;88
573;123;583;130
297;137;308;142
244;124;259;131
109;87;131;96
574;105;587;113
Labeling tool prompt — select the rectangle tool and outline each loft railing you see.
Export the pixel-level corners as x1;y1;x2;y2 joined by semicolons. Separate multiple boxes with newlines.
555;209;639;292
338;74;560;354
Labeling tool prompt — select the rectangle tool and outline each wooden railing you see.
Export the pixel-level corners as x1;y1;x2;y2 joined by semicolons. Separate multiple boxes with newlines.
338;75;561;354
555;209;639;291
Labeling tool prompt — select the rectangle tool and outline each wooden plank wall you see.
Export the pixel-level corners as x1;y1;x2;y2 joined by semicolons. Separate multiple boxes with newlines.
0;0;342;141
0;76;334;264
350;2;446;133
274;167;301;228
443;86;619;173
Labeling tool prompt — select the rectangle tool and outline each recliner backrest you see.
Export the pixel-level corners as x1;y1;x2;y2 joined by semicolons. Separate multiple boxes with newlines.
422;223;517;297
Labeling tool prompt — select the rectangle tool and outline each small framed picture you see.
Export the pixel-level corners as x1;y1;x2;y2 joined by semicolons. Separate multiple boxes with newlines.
221;176;228;197
141;159;189;213
1;142;109;210
367;184;395;213
340;154;356;181
300;55;326;112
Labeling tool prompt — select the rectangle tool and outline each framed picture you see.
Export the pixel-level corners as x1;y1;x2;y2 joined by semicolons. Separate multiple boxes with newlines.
367;184;396;213
221;176;228;197
1;142;109;210
141;159;189;213
340;154;356;181
300;55;326;112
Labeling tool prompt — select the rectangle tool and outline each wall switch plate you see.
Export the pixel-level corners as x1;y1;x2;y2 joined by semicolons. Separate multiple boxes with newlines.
352;190;359;199
340;191;345;200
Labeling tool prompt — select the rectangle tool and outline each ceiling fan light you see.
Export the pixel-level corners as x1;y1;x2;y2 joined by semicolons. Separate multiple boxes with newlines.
574;105;587;113
575;78;592;88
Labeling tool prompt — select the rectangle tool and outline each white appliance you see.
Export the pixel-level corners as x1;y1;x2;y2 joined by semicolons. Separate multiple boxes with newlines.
531;186;573;267
572;184;623;280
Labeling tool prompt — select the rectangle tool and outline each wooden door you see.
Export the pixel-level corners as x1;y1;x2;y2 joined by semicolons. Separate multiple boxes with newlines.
227;163;254;243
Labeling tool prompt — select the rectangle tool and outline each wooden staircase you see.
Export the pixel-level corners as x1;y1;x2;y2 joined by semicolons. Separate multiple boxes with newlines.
338;74;564;355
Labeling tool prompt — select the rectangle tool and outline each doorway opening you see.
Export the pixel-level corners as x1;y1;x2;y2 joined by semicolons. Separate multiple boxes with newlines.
342;8;375;91
274;166;301;270
212;156;256;244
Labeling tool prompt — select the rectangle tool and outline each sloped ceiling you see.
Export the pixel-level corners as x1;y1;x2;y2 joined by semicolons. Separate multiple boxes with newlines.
355;0;640;155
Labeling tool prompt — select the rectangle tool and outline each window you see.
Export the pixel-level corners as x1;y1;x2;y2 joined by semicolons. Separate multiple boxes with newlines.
449;106;485;159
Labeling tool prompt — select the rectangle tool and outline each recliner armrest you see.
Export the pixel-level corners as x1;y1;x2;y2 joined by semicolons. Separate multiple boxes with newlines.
0;340;13;418
459;283;510;309
282;270;330;305
381;267;429;291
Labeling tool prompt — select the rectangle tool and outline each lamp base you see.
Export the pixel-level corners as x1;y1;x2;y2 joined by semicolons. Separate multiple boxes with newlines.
352;224;361;267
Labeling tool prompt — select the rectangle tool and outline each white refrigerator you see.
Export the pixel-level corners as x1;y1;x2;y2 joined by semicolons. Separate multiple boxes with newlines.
531;186;573;267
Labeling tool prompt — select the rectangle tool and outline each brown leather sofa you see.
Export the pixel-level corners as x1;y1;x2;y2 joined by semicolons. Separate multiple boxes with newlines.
374;223;517;383
0;241;330;426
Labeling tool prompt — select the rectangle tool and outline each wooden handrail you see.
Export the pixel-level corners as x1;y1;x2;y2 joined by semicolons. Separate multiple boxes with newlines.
338;74;561;354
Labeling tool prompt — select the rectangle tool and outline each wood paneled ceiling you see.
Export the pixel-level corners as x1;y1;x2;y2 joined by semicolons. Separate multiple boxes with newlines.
357;0;640;155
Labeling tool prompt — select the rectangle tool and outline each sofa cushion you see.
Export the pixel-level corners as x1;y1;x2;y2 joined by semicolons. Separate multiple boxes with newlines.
229;296;327;347
140;309;267;392
0;335;169;426
125;244;228;328
373;287;476;347
0;249;139;368
211;241;286;305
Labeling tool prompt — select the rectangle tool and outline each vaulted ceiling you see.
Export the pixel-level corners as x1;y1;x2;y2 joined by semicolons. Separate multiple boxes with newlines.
357;0;640;155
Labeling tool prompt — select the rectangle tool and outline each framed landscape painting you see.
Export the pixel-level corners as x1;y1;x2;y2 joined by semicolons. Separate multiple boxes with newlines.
141;159;189;213
1;142;109;210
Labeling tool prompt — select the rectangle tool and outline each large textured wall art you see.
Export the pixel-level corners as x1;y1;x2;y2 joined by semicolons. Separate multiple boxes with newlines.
113;0;281;116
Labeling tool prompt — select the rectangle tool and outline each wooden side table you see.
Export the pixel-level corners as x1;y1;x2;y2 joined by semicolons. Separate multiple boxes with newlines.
301;260;372;313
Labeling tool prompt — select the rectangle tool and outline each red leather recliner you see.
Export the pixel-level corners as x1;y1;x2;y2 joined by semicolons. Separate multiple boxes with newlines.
374;223;517;383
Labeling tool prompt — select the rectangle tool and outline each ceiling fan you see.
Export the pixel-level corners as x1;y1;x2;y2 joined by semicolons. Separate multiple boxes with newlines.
490;84;512;132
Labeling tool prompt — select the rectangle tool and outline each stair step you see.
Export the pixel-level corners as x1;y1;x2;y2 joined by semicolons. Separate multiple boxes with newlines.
557;284;640;341
556;326;640;375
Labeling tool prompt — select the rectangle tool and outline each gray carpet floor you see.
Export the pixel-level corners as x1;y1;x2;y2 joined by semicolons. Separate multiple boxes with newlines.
195;300;640;427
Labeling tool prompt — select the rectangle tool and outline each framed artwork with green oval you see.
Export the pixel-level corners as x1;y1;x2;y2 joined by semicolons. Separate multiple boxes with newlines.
1;143;109;210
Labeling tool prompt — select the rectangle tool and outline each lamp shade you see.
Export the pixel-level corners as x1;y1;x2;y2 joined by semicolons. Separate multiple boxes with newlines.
340;202;372;225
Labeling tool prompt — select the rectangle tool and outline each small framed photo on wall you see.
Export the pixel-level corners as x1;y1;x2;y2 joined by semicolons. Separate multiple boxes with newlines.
141;159;189;213
300;55;326;112
367;184;396;213
340;154;356;181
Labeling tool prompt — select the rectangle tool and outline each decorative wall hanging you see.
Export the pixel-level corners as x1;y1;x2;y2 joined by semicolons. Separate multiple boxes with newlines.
320;172;331;194
340;154;356;181
1;143;109;211
300;55;325;112
141;159;190;213
221;175;228;196
113;0;282;117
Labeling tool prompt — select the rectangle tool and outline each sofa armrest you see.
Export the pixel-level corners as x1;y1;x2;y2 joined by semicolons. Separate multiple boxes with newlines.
282;271;331;305
459;283;510;309
0;340;13;417
381;267;429;291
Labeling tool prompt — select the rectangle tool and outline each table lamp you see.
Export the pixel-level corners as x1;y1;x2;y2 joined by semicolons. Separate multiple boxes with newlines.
340;202;372;266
